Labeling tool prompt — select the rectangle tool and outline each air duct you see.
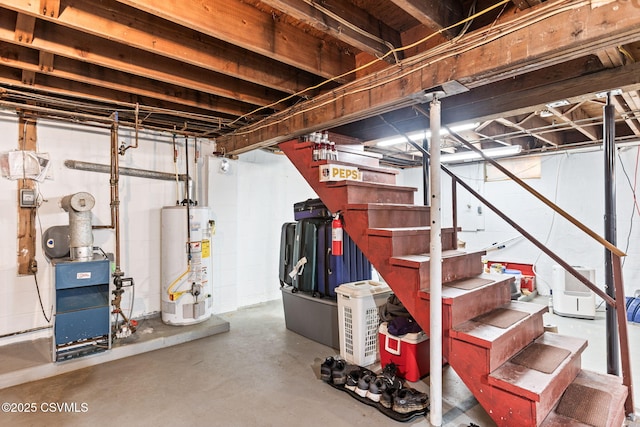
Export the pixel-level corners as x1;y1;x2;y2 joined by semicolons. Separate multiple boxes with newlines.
60;192;95;261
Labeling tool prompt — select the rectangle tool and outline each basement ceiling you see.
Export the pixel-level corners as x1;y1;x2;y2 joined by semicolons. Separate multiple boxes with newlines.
1;0;640;166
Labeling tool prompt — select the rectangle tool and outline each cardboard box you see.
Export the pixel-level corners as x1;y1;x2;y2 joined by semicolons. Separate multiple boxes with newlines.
378;322;430;382
319;164;362;182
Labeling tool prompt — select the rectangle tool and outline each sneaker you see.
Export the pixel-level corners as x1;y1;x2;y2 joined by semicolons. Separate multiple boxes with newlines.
392;388;429;414
380;362;403;390
345;368;375;392
320;356;336;382
367;377;386;402
331;359;347;385
380;383;400;409
355;373;374;398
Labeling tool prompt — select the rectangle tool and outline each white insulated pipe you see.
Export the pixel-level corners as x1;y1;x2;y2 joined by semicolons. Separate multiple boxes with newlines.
429;98;443;427
60;192;96;261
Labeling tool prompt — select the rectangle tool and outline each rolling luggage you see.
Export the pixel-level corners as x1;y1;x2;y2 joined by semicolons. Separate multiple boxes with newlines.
317;221;372;298
294;198;332;220
291;218;323;295
279;222;297;287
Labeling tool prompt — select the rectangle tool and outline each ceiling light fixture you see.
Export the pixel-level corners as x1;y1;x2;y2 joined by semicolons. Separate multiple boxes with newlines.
441;145;522;163
546;99;570;108
375;122;479;147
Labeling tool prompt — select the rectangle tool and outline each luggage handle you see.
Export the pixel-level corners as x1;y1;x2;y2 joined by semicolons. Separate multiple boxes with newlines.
384;334;402;356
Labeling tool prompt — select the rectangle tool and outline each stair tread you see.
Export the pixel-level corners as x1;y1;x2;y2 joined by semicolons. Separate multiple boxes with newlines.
326;180;417;192
540;369;627;427
451;300;548;347
311;159;400;175
391;249;484;267
488;332;587;401
346;203;430;211
368;226;457;237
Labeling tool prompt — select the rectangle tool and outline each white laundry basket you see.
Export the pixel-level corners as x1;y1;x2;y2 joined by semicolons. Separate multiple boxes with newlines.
336;280;391;366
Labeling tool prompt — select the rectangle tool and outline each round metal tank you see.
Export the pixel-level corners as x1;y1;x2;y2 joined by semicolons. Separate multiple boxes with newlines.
161;206;213;325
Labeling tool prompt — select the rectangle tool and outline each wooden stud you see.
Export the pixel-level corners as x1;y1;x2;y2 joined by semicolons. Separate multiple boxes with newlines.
39;51;54;73
17;117;37;276
21;69;36;85
40;0;61;18
14;13;36;44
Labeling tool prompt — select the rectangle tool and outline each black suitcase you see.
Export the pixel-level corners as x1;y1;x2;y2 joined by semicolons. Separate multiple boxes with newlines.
294;198;332;220
279;222;297;287
291;219;323;295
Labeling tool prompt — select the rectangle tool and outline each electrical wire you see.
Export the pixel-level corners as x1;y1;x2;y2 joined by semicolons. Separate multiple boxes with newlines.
532;152;567;290
224;0;591;138
33;185;52;323
223;0;514;129
617;147;640;267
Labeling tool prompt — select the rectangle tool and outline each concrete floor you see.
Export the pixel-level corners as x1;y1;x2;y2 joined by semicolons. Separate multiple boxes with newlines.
0;296;639;426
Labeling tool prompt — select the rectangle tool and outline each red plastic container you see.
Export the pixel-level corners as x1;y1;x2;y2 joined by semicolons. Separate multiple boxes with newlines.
378;322;430;382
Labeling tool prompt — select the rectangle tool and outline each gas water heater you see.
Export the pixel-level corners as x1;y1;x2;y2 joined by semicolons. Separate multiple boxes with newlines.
161;206;213;325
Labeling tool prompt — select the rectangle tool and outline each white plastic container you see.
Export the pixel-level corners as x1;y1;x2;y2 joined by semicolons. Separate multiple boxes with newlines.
336;280;391;366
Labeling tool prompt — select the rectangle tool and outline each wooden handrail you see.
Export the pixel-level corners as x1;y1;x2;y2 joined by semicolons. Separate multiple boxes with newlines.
446;129;626;258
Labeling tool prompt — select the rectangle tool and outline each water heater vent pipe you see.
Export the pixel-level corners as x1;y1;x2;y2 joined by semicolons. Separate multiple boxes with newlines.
60;192;95;261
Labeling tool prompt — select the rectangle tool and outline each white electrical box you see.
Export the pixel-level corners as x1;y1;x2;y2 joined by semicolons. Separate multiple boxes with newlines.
552;265;596;319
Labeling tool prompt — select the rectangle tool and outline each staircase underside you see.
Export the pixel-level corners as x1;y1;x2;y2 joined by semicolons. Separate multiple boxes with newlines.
280;139;628;426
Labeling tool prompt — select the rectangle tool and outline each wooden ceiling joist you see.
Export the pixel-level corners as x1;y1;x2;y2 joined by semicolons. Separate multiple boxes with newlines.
546;104;599;141
0;0;319;95
259;0;402;61
217;0;640;153
0;17;288;109
388;0;463;36
114;0;354;80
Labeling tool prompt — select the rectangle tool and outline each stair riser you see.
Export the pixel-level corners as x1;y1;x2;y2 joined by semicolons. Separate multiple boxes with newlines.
369;230;456;258
451;311;546;374
359;170;396;184
443;280;512;329
535;357;583;426
328;184;413;205
348;207;431;229
417;252;485;289
449;342;538;427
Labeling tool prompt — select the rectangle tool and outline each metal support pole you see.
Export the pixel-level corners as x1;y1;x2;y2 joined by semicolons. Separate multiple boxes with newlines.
423;137;430;206
429;98;443;427
604;93;619;376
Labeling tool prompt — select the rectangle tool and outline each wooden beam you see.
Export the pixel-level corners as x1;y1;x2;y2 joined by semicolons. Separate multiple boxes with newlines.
388;0;463;36
443;60;640;126
0;16;290;108
496;116;561;147
596;47;626;68
114;0;354;79
0;40;285;112
511;0;542;11
0;0;321;94
17;116;37;276
612;94;640;136
259;0;401;61
546;105;599;141
0;64;256;119
217;0;640;153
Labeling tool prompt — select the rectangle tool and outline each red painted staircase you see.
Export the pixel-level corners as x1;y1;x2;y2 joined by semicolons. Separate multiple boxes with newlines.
280;139;628;427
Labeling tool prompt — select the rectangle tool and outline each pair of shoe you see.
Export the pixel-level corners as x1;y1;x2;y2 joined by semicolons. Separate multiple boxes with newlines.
379;385;429;414
320;356;347;385
350;363;403;403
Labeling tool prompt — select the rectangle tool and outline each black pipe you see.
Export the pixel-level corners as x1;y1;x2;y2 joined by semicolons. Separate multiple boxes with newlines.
184;137;192;263
604;93;619;376
423;137;430;207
